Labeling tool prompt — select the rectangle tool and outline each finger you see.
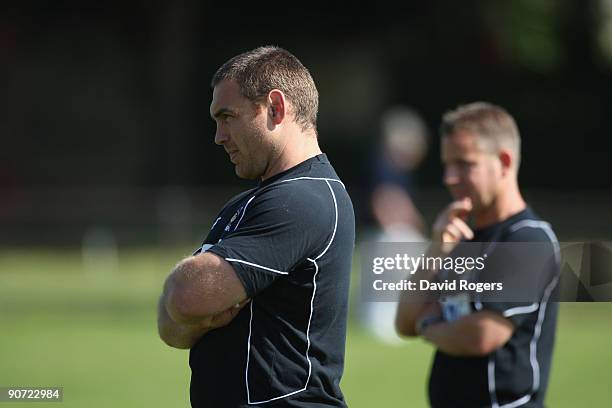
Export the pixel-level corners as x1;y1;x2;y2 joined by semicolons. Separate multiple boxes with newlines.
239;298;251;307
233;298;251;309
447;199;472;218
442;223;463;243
212;300;250;327
450;217;474;240
194;315;214;330
458;198;472;221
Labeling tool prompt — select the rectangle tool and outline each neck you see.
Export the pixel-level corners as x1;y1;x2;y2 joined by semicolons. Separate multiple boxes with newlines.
473;182;526;229
261;128;322;181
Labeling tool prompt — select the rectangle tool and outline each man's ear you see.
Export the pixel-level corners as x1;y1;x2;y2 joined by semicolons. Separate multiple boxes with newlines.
267;89;286;125
499;149;513;176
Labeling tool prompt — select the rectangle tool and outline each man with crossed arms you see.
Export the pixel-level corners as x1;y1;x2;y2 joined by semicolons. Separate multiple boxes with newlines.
396;102;559;408
157;46;355;407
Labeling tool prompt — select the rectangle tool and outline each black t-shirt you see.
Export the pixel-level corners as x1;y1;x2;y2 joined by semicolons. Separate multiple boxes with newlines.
189;154;355;408
429;208;560;408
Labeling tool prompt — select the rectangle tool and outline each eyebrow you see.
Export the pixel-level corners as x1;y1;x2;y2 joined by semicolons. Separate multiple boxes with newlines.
210;107;233;120
445;158;476;166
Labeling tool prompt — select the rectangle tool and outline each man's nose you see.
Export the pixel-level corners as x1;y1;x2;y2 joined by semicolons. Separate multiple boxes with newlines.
214;127;228;145
443;166;460;186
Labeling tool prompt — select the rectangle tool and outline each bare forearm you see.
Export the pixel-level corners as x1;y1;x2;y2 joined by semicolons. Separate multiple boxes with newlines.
421;312;512;356
421;319;482;356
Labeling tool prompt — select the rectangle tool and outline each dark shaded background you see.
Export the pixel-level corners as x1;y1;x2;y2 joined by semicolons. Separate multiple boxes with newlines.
1;0;611;245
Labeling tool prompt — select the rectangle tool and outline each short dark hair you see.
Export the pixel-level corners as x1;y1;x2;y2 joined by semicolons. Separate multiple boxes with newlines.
212;46;319;131
440;102;521;170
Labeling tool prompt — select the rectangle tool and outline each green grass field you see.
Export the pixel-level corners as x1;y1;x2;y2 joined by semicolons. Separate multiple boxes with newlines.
1;248;611;407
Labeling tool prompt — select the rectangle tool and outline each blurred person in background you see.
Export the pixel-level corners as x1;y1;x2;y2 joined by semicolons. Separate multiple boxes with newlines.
395;102;560;408
157;46;355;408
360;106;429;344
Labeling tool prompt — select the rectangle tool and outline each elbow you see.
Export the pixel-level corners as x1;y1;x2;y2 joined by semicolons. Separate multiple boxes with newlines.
158;328;192;350
165;283;218;325
164;260;216;324
163;338;193;350
465;328;506;356
164;279;205;325
458;312;514;356
156;314;194;350
166;289;201;324
395;314;417;338
466;338;497;356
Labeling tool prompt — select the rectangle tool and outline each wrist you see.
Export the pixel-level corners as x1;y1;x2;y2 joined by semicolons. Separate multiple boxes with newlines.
416;314;443;336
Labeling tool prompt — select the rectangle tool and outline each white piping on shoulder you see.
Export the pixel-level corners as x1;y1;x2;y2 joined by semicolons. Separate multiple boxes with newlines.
280;176;345;189
508;220;560;263
279;177;341;261
314;180;339;260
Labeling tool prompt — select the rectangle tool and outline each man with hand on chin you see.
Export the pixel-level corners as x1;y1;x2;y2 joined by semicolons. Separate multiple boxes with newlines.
396;102;559;408
157;46;355;408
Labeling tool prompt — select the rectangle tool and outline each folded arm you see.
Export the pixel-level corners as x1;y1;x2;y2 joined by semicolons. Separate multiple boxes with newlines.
157;252;249;348
420;310;514;356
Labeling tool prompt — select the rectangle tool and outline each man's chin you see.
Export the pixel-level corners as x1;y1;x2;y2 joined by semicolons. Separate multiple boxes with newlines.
234;165;258;180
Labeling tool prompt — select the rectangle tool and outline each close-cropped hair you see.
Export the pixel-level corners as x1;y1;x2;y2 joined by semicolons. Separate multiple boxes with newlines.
441;102;522;169
212;46;319;131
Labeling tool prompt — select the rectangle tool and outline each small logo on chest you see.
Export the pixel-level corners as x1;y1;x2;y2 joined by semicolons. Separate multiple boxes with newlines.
224;206;244;232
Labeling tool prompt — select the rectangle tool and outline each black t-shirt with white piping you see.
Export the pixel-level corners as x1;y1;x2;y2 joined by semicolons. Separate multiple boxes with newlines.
189;154;355;408
429;208;560;408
